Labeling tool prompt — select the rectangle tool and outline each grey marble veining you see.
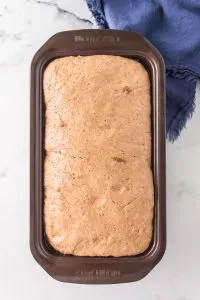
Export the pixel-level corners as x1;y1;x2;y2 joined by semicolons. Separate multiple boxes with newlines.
34;0;93;25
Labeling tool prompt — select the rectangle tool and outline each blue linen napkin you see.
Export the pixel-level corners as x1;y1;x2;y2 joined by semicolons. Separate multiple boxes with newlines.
86;0;200;141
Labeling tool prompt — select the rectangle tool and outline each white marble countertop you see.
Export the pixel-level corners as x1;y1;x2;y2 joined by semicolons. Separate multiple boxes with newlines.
0;0;200;299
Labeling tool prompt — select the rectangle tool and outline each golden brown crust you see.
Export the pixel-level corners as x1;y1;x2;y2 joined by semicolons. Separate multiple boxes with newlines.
43;55;154;256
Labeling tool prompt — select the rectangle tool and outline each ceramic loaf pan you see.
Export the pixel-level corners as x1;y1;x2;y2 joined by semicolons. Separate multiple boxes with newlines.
30;29;166;284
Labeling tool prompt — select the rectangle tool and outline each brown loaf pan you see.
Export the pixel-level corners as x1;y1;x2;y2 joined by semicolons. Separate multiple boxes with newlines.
30;29;166;284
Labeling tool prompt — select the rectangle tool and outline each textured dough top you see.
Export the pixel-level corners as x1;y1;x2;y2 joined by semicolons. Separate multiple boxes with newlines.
44;55;154;256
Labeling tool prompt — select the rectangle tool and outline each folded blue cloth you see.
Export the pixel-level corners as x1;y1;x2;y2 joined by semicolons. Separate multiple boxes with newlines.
86;0;200;141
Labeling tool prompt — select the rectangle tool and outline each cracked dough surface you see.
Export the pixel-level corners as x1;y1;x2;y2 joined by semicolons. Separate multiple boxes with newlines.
43;55;154;256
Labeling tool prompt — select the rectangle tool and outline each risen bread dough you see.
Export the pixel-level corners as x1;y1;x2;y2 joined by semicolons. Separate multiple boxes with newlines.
43;55;154;256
